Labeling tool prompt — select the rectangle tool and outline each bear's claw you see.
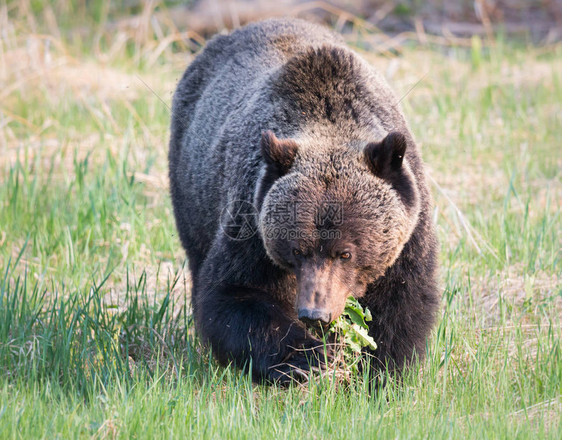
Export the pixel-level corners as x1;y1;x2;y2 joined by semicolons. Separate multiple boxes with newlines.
267;337;333;386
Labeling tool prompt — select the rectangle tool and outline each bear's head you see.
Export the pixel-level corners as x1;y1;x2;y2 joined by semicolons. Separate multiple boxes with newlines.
256;130;421;327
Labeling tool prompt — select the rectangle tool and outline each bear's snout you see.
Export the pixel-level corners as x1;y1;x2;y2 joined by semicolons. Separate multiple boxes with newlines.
295;262;350;327
298;307;332;327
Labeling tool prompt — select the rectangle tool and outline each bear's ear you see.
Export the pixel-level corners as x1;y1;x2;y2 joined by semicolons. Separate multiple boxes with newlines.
364;132;407;179
261;130;298;175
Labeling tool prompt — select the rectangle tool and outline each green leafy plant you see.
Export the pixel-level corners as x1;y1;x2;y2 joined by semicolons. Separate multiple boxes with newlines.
327;297;377;371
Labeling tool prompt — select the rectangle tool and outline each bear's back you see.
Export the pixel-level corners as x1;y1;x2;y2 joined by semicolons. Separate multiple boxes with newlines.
170;18;342;162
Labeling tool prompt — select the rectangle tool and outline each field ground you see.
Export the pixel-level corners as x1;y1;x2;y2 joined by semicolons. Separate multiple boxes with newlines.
0;2;560;439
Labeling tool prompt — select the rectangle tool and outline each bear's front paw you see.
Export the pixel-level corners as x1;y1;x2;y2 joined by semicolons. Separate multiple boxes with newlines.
267;337;333;386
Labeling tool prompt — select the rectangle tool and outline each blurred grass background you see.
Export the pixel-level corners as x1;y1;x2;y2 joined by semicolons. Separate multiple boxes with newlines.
0;0;560;438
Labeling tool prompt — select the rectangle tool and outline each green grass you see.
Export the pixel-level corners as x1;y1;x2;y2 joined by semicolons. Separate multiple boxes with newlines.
0;2;561;438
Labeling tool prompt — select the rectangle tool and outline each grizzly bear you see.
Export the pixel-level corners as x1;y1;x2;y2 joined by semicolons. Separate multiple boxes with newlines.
169;18;439;384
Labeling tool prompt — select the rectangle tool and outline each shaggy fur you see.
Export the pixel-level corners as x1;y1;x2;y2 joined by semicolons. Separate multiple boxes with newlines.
169;18;439;384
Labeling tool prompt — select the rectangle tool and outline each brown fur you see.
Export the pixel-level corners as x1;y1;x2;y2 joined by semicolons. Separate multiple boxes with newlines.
169;18;439;384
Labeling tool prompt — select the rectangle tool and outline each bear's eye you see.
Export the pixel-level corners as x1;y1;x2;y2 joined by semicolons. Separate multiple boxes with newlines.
292;249;301;257
340;252;352;260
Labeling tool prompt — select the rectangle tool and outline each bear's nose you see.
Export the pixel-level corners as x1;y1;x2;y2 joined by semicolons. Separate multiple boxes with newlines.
298;308;332;327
